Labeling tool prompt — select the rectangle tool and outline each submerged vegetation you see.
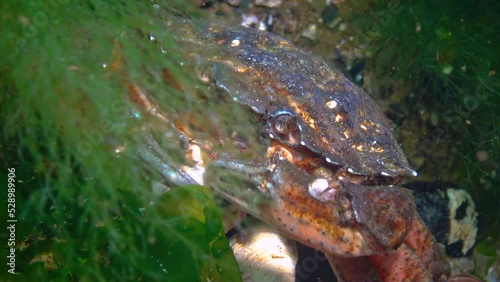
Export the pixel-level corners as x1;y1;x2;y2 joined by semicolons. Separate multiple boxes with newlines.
1;0;499;280
1;1;242;280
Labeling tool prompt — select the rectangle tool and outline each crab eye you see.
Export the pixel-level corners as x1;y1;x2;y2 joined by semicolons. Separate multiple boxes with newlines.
266;113;302;147
273;114;297;134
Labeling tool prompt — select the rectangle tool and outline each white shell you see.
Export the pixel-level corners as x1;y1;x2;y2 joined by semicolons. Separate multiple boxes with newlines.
446;188;478;255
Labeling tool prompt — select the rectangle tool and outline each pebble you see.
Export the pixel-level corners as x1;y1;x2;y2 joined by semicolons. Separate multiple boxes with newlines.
254;0;282;8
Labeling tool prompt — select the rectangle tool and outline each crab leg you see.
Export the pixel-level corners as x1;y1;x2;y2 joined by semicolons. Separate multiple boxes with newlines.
324;218;443;282
369;242;433;282
326;255;381;282
398;215;451;281
138;132;199;186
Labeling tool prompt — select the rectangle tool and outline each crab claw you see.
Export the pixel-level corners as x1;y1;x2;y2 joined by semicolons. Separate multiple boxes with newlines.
341;183;416;252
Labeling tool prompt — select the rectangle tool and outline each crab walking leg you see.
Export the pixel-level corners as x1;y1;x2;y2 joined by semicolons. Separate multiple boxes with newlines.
327;223;444;282
139;131;249;232
323;228;477;282
369;243;433;282
369;216;481;282
402;215;451;281
326;255;381;282
328;223;446;282
138;132;199;186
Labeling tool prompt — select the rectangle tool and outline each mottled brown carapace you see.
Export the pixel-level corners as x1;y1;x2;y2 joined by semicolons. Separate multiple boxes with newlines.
208;27;416;178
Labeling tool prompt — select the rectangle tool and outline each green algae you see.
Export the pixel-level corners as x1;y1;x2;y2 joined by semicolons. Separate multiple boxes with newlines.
0;1;240;281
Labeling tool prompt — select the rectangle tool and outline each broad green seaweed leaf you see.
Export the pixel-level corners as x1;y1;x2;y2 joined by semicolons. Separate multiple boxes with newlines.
146;185;241;282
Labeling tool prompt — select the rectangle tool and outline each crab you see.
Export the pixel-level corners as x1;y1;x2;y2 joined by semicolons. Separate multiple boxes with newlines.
134;21;479;281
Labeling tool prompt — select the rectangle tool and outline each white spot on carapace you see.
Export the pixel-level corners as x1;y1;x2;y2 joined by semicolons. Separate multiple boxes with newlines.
369;146;384;153
303;115;316;129
335;114;342;123
325;157;332;163
300;141;306;146
380;171;391;176
236;65;249;73
347;168;354;174
231;39;240;47
326;100;338;109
